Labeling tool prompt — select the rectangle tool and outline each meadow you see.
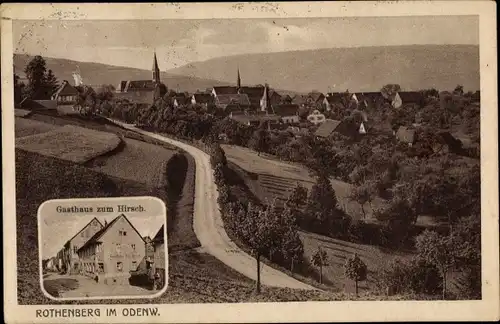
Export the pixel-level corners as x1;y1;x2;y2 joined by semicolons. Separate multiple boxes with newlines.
16;125;122;164
221;144;385;221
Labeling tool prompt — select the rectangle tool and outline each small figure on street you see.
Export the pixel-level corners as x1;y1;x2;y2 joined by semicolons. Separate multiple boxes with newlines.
153;271;161;290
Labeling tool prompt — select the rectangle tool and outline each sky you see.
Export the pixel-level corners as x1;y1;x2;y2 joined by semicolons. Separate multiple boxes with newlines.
41;212;165;259
13;16;479;71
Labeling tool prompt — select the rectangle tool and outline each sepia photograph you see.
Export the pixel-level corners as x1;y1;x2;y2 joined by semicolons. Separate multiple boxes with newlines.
2;2;498;323
39;198;167;300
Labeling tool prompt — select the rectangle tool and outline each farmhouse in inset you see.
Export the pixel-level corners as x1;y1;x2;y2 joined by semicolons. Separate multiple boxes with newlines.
77;214;146;285
152;224;166;286
60;217;104;274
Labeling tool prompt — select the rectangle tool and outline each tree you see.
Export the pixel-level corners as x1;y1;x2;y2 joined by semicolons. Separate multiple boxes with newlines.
286;182;308;210
248;122;270;156
280;204;304;272
44;69;59;94
306;174;350;235
242;203;275;293
97;84;115;101
311;246;328;284
453;85;464;96
14;73;25;106
24;55;48;99
380;84;401;101
344;253;368;296
349;182;374;219
305;140;338;177
210;143;227;167
415;230;456;299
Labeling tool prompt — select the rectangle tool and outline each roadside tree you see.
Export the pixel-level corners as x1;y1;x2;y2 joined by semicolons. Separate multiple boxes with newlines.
344;253;368;296
415;230;456;299
311;246;328;284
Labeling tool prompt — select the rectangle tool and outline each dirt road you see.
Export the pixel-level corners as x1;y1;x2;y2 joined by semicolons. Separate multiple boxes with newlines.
109;120;315;290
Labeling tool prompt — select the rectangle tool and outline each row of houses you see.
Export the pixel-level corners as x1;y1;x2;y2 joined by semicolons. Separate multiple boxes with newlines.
46;214;165;286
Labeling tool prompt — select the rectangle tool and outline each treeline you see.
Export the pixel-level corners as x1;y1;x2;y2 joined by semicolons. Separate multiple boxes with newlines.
210;144;304;292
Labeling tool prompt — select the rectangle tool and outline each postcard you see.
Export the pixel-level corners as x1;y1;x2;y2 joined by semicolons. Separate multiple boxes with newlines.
1;2;499;323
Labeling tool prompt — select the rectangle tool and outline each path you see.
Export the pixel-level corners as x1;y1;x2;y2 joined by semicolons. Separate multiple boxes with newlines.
107;119;315;290
44;273;152;298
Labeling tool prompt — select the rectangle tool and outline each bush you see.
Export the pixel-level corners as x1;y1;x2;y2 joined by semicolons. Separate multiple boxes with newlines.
379;257;442;296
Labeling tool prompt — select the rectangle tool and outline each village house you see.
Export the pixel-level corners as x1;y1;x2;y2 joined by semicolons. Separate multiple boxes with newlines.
323;95;340;111
76;214;146;285
273;104;300;124
314;118;366;139
228;111;281;128
215;93;251;111
212;86;239;97
135;236;155;274
191;93;214;109
51;80;80;111
61;217;104;274
152;225;166;288
239;85;266;111
291;94;308;108
286;126;310;138
398;91;424;107
306;91;325;108
114;52;163;105
173;94;190;108
395;126;416;147
19;98;57;111
268;89;283;107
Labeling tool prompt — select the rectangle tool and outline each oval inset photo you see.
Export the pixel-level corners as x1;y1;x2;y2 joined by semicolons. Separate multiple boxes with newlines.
38;196;168;301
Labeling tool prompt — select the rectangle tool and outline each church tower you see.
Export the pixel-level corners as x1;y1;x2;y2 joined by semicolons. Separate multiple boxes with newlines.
237;67;241;89
152;51;160;84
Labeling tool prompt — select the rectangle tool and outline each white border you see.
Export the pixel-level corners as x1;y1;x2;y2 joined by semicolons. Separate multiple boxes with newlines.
37;196;169;301
2;2;499;323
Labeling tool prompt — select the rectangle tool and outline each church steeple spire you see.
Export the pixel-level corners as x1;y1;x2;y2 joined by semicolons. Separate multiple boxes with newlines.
237;67;241;89
152;51;160;84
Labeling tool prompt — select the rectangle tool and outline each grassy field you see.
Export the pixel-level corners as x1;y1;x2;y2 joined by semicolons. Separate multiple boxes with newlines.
43;278;79;298
222;144;385;221
15;117;60;138
15;109;33;118
299;231;413;293
15;125;122;164
86;137;175;187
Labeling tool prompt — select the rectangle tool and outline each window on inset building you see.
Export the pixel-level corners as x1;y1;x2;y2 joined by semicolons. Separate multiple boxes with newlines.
98;263;104;273
117;262;123;272
131;244;136;250
116;244;122;254
123;231;127;236
131;261;137;271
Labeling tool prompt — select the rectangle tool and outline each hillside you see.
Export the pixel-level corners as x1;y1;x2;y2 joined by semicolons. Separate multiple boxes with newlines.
167;45;480;93
13;54;231;93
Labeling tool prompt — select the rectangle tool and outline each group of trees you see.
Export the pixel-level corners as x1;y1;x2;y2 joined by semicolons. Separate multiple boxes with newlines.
15;55;60;103
210;143;304;293
378;212;480;299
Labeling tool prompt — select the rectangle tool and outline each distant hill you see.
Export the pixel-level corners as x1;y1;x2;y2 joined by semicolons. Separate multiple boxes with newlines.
13;54;231;93
167;45;480;93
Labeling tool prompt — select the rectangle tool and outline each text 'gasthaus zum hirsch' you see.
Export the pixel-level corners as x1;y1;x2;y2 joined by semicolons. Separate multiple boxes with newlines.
55;205;145;213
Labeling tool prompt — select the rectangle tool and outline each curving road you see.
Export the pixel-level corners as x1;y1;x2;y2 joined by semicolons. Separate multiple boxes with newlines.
109;119;315;290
